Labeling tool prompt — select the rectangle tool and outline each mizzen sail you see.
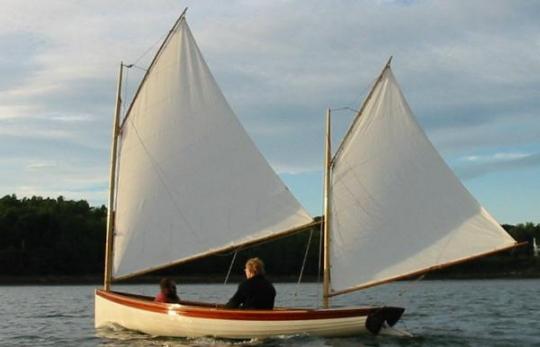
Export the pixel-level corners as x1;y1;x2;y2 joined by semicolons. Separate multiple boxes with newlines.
112;19;312;279
329;66;516;294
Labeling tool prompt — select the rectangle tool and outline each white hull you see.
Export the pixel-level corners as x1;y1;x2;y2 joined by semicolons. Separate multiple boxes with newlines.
95;290;404;339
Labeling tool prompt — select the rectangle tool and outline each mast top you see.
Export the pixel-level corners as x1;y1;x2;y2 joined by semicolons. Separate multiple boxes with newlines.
172;7;189;31
119;7;189;130
385;56;393;68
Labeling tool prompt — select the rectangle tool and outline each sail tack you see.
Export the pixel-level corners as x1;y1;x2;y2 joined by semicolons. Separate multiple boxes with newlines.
329;67;516;293
112;19;312;279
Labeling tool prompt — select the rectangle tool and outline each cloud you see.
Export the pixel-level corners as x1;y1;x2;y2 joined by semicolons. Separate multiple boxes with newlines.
0;0;538;218
462;153;530;163
456;152;540;180
0;155;108;206
0;31;46;91
25;160;58;170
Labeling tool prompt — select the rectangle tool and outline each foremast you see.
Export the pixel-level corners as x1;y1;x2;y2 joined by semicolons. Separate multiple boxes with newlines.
103;9;189;290
104;62;124;291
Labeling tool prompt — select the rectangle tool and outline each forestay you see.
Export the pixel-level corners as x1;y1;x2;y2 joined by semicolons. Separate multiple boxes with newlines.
329;67;516;293
112;19;312;279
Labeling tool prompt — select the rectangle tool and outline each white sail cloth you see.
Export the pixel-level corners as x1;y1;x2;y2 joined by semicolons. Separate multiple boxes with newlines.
112;19;312;279
329;68;516;293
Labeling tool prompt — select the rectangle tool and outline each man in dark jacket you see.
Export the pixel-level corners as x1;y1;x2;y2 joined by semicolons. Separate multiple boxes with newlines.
225;257;276;309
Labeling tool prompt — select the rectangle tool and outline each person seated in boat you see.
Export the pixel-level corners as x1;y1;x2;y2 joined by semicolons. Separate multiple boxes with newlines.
154;277;180;303
225;257;276;309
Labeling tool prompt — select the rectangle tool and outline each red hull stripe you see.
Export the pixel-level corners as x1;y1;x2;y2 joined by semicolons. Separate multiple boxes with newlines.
96;290;378;321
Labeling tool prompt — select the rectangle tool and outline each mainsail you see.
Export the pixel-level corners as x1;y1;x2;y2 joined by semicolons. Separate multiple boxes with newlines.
112;18;312;279
329;65;517;294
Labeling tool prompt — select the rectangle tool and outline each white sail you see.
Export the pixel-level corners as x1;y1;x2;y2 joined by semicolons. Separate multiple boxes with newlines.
112;19;312;279
329;67;516;293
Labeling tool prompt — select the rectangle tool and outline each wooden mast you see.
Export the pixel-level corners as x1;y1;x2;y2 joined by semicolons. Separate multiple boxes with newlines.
319;59;391;300
103;62;124;291
104;8;189;287
322;108;332;307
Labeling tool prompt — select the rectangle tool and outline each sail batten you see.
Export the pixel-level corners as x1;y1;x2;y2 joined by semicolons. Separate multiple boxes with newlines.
328;66;517;294
112;19;312;278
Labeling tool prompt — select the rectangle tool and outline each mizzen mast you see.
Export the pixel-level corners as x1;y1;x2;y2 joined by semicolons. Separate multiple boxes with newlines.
322;108;332;307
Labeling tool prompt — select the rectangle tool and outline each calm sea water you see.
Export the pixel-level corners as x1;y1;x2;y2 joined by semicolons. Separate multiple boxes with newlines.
1;279;539;346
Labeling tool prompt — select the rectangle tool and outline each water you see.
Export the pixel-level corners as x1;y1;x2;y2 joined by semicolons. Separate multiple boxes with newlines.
1;279;539;346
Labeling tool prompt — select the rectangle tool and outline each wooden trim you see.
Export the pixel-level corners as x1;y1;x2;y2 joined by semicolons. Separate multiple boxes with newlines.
95;289;389;321
328;241;528;297
112;220;321;281
332;56;392;165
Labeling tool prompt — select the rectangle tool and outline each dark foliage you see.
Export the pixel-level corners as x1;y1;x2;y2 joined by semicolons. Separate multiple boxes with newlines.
0;194;106;276
0;194;538;281
425;222;540;279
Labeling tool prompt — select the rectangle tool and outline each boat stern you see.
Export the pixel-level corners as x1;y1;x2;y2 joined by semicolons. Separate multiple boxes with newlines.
365;306;405;335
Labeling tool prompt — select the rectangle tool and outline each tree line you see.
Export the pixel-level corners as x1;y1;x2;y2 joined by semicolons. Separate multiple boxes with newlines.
0;194;538;282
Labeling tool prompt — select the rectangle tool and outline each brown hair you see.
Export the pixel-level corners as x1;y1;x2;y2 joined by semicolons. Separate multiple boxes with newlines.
245;257;265;276
160;278;176;291
159;278;180;302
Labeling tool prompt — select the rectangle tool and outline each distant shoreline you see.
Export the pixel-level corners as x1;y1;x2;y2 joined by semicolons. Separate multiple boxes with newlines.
0;274;313;286
1;272;538;286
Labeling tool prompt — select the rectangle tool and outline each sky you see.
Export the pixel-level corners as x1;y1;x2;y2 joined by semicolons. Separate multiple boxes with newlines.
0;0;538;224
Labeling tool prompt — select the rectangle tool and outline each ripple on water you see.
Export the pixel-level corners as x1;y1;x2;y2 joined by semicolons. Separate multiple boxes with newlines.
2;280;540;346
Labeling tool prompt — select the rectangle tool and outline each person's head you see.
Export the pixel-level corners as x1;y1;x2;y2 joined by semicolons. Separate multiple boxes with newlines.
244;257;265;279
160;278;177;296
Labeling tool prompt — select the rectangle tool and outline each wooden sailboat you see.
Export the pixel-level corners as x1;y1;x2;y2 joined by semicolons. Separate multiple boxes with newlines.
95;11;521;339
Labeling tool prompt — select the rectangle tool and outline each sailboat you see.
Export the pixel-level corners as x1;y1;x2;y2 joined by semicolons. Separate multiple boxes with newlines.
94;11;522;338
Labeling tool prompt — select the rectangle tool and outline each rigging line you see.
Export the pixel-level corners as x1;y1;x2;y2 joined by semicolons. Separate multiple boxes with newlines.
332;73;381;164
132;32;169;66
224;249;239;285
130;64;148;72
328;70;375;115
121;66;130;118
397;274;425;297
120;64;135;121
330;106;360;113
390;274;425;310
215;249;241;256
222;224;318;253
294;228;314;298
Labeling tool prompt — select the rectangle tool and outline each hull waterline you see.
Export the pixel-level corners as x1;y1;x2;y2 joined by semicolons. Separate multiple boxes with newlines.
95;290;404;339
